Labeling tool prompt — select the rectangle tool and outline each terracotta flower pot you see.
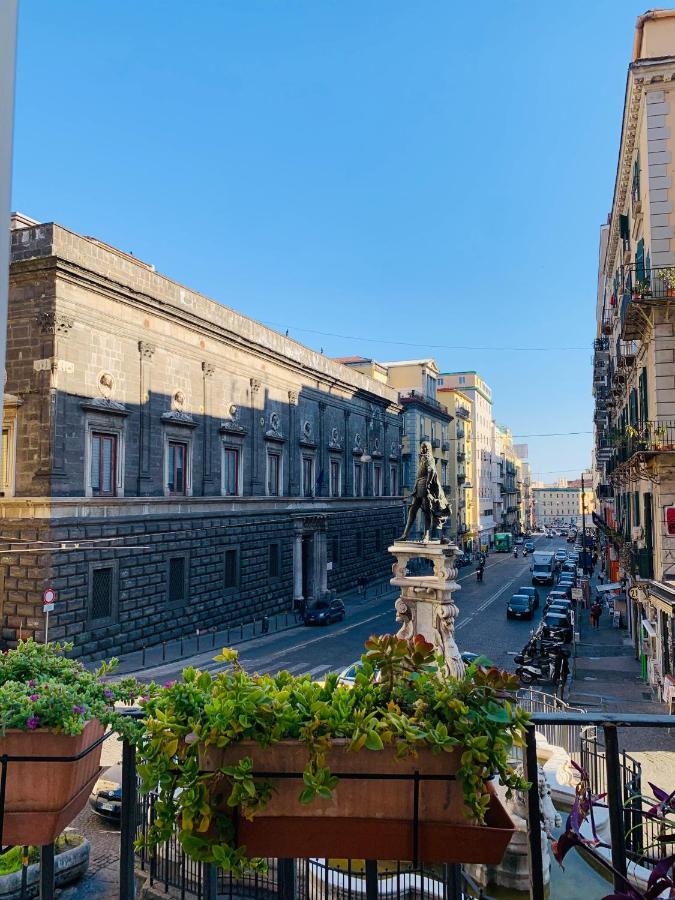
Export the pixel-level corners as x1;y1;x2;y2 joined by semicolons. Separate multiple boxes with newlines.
198;740;515;864
0;720;104;846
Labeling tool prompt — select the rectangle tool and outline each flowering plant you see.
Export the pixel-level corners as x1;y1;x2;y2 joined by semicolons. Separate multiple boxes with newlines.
0;640;148;739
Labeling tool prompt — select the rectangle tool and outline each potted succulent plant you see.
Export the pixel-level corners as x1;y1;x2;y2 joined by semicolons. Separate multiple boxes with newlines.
0;640;146;846
137;635;528;874
632;279;652;300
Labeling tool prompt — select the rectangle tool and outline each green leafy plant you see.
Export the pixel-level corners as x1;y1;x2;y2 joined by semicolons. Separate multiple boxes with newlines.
0;834;83;876
633;279;652;297
0;640;149;741
137;635;530;874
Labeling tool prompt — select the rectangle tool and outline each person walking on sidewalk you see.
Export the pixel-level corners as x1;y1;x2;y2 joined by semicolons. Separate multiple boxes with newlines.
590;600;602;629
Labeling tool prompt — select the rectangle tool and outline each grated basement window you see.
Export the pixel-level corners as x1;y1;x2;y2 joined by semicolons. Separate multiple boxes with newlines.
168;557;186;605
91;568;113;620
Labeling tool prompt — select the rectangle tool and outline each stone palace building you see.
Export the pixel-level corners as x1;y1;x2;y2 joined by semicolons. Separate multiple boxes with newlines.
0;215;404;657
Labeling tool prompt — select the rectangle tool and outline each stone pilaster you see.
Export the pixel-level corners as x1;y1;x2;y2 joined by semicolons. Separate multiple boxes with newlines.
288;390;299;495
201;362;215;494
138;341;156;493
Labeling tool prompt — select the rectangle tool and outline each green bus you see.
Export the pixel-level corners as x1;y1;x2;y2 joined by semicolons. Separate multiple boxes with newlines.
495;532;513;552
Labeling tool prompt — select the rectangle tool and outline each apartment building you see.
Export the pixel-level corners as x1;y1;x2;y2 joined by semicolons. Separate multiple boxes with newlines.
592;9;675;696
438;372;496;548
338;358;453;540
533;485;595;528
437;386;476;551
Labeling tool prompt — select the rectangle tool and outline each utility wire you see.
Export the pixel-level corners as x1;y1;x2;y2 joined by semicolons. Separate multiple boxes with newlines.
512;431;592;437
264;321;590;353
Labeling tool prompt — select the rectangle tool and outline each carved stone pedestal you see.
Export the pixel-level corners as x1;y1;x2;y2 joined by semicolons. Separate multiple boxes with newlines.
388;540;465;677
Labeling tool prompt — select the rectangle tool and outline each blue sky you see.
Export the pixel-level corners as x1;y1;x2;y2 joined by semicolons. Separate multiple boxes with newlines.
11;1;643;479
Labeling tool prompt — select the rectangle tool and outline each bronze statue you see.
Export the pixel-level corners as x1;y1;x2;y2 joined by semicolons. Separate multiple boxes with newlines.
398;441;450;542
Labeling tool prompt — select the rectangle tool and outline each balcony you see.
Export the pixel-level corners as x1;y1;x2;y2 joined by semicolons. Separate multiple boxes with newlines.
441;440;450;452
620;263;675;341
456;405;470;420
596;483;614;499
457;472;466;484
616;339;637;368
456;450;465;463
431;437;441;449
456;427;465;439
593;337;609;352
612;419;675;465
399;389;446;413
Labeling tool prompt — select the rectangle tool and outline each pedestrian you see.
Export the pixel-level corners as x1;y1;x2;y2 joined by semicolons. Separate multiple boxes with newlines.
597;571;604;585
590;600;602;629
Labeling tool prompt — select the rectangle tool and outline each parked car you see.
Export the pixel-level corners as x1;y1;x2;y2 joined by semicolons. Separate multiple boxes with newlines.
542;611;573;643
524;541;535;553
90;764;122;823
546;590;572;608
507;594;535;620
517;585;540;610
337;661;380;686
554;550;568;564
304;597;346;626
562;561;578;576
514;536;524;545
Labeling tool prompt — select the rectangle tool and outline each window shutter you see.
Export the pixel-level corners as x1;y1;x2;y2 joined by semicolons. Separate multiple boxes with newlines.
636;238;645;283
620;214;630;241
639;368;648;423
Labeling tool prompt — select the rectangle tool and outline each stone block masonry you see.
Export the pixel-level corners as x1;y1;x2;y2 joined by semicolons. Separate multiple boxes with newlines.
0;502;403;658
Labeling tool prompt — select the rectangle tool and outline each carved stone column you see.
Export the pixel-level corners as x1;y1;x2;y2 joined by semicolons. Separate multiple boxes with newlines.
250;378;263;494
389;539;464;677
137;341;156;494
288;390;299;496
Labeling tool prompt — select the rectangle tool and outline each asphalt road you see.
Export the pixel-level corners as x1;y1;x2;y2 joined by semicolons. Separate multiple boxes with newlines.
137;534;570;683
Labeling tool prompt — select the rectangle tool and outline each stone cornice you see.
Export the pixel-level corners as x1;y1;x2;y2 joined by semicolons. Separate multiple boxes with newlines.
0;494;404;521
10;243;400;410
607;64;675;274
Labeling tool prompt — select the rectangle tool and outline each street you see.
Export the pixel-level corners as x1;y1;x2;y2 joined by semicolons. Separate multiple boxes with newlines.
136;535;560;684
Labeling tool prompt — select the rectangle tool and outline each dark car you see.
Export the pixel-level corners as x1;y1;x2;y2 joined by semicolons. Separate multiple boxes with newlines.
547;601;573;619
546;590;572;608
542;611;573;643
89;763;122;822
304;598;346;626
552;582;573;600
455;552;472;568
518;585;540;609
524;541;535;553
507;594;535;620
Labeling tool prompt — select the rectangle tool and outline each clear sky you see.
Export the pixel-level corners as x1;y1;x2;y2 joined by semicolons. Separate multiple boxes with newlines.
11;0;645;480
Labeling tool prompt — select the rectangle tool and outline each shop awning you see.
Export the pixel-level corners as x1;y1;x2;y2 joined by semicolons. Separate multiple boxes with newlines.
641;618;657;638
596;582;623;592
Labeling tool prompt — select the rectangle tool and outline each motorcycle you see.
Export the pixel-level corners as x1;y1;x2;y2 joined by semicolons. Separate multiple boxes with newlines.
515;658;556;684
513;548;519;559
476;566;484;583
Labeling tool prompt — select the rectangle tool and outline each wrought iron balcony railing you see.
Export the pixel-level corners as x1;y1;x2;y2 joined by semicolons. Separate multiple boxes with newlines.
612;419;675;464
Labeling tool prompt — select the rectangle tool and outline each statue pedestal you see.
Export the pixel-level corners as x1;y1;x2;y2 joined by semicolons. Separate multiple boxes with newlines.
388;540;464;677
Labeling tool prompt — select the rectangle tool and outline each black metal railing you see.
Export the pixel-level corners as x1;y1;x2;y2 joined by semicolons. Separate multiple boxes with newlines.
612;419;675;464
456;406;470;419
399;390;446;412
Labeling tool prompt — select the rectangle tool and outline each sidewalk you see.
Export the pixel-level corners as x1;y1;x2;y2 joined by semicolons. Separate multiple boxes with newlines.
569;574;673;790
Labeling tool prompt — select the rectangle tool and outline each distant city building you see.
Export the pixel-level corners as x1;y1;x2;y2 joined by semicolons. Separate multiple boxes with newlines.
0;218;404;657
533;485;595;528
437;386;475;551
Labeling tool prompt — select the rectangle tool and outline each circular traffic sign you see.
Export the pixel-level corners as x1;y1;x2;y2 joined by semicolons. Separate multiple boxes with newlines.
42;587;56;604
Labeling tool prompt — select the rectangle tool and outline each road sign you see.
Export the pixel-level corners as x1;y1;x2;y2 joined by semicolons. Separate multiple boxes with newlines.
42;587;56;605
628;586;640;601
571;588;583;601
577;567;584;577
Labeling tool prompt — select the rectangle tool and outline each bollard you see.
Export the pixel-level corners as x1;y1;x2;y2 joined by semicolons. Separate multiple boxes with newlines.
240;623;243;640
180;636;184;656
141;645;146;667
162;641;166;662
262;616;269;634
212;628;216;648
227;626;231;645
196;629;200;652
